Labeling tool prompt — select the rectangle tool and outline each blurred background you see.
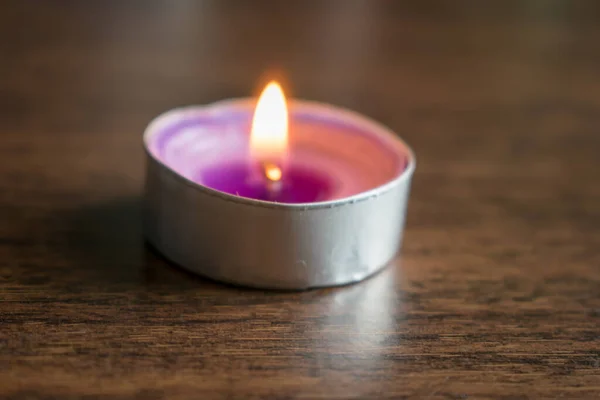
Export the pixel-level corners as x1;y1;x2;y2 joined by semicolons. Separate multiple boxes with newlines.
3;0;600;182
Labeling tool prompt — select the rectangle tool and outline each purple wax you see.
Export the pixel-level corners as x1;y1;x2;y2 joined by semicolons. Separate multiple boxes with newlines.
145;99;409;204
200;161;333;203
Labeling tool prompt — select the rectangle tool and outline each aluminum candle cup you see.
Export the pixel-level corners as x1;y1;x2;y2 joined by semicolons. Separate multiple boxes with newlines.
143;99;415;289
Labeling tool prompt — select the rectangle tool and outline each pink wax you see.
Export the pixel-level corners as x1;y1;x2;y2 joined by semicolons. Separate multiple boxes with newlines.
145;99;408;204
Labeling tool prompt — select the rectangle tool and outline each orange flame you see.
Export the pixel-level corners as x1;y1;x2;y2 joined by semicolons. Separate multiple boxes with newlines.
250;81;288;182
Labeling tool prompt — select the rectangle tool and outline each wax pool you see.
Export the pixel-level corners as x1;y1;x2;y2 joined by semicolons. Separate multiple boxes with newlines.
145;100;407;204
200;161;333;203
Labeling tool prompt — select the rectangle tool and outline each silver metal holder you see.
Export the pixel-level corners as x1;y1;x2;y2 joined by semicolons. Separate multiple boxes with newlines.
143;100;415;290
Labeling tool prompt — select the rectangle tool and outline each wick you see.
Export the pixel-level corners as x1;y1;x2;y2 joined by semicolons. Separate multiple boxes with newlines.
262;161;282;200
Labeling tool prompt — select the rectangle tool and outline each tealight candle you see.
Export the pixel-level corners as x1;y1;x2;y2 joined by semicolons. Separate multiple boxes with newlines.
144;81;415;289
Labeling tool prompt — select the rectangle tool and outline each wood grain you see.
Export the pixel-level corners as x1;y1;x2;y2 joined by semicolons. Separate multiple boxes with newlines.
1;1;599;398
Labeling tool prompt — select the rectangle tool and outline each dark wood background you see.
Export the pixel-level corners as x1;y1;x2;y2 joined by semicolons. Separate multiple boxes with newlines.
1;1;599;399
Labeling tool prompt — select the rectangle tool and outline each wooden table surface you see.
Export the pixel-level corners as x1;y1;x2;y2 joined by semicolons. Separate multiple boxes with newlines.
1;1;599;399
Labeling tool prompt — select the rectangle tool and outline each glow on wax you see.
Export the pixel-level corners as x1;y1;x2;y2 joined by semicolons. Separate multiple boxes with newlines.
250;81;288;186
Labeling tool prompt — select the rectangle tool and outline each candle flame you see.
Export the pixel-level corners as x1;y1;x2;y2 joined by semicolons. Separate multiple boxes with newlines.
251;81;288;169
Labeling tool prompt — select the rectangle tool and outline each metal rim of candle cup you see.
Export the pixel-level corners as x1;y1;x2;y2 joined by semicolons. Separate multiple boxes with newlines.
143;98;416;289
